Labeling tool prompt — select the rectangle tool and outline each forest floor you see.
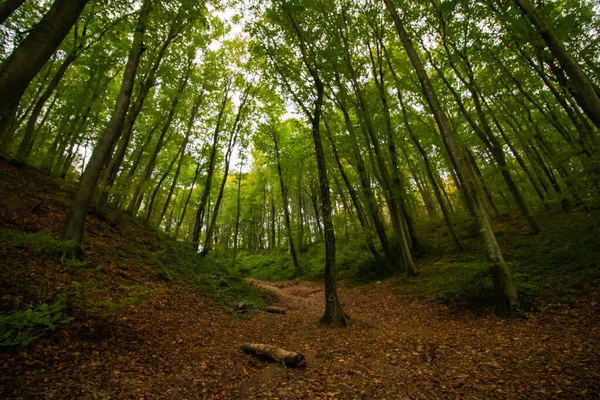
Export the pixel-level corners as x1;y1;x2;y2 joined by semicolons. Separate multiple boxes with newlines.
1;160;600;399
3;275;600;399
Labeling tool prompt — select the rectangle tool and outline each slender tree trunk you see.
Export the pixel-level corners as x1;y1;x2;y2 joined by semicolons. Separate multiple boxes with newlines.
60;0;151;250
201;87;251;257
97;19;185;209
175;161;201;239
512;0;600;130
157;94;202;227
127;67;190;216
269;191;276;249
192;85;230;251
324;120;379;259
370;40;418;270
14;53;77;164
232;157;244;268
144;146;179;223
272;125;302;276
283;4;346;325
385;0;520;312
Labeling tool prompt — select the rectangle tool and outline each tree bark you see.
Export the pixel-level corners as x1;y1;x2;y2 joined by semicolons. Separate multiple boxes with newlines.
232;156;244;268
96;17;186;209
157;94;202;228
14;53;76;164
201;87;251;257
272;124;302;276
127;66;190;216
323;119;379;259
175;161;201;239
60;0;151;249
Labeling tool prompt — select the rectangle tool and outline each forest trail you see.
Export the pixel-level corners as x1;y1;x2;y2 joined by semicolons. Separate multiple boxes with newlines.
231;279;600;399
3;273;600;398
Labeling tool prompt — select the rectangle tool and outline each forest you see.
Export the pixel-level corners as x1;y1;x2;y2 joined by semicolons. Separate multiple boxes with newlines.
1;0;600;398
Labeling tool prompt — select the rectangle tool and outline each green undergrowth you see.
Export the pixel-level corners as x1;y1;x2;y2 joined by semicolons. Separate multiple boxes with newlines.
0;221;267;347
130;229;268;308
232;210;600;311
234;237;381;282
394;210;600;310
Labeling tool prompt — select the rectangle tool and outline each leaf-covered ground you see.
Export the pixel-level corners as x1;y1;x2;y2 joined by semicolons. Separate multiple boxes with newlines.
2;277;600;399
1;161;600;399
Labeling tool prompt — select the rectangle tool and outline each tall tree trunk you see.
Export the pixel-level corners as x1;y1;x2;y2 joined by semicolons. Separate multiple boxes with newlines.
324;119;379;259
157;94;202;228
272;124;302;276
192;84;230;251
97;17;187;209
332;82;396;265
385;0;520;312
369;39;418;272
144;145;180;223
60;0;151;250
512;0;600;130
283;3;346;325
14;52;76;164
127;66;190;216
0;0;90;143
269;191;276;249
201;86;251;257
232;157;244;268
175;161;201;239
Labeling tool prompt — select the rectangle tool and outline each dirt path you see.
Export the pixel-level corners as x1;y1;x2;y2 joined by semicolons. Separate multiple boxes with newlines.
230;279;600;399
3;278;600;399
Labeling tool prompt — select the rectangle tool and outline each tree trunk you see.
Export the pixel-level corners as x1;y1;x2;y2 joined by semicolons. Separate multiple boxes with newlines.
192;85;230;251
14;53;76;164
241;343;306;368
175;161;201;239
96;18;185;209
323;119;379;259
512;0;600;130
272;124;302;276
283;4;346;325
144;146;180;223
0;0;90;143
60;0;151;250
157;94;202;228
232;157;244;268
201;87;251;257
127;67;190;216
385;0;520;313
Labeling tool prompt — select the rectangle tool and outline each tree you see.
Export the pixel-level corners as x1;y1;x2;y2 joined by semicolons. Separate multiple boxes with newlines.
60;0;152;252
384;0;520;313
0;0;90;147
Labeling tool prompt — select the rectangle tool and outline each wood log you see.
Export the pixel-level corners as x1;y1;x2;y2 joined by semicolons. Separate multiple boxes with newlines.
265;306;286;314
241;343;306;367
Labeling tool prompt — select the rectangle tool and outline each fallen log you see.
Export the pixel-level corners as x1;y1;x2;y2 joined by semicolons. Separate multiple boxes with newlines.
241;343;306;368
265;306;286;314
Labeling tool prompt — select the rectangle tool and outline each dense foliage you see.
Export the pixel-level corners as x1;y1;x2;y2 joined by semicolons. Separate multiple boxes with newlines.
0;0;599;320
